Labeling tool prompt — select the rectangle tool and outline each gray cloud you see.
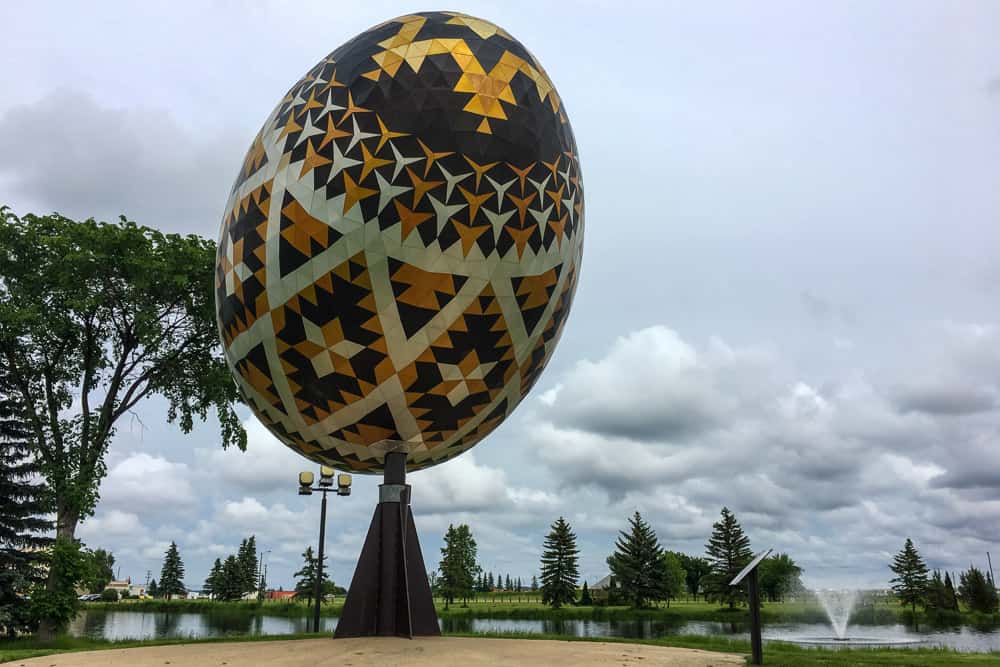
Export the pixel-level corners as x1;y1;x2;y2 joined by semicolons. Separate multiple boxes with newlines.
0;90;244;234
890;383;997;416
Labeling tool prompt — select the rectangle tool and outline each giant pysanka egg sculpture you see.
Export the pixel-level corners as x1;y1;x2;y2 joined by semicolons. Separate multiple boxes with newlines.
216;11;583;473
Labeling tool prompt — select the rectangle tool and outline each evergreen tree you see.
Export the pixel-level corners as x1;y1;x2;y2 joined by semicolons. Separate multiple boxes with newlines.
943;571;960;612
204;558;223;599
958;566;999;614
505;574;512;591
294;547;317;608
889;538;929;616
703;507;753;609
661;551;687;607
218;555;243;601
488;572;494;590
0;369;52;637
539;516;580;608
579;581;593;606
438;524;479;608
926;570;951;612
607;512;667;608
147;579;159;598
237;536;258;596
158;542;186;600
531;575;538;591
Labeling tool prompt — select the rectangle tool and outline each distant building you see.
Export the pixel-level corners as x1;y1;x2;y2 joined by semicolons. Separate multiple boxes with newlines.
267;590;297;601
105;578;132;595
185;590;209;599
590;574;614;590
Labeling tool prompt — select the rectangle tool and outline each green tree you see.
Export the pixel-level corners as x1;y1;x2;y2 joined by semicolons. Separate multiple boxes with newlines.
889;538;929;617
0;367;52;637
607;511;667;608
438;524;479;609
28;538;89;635
237;536;258;596
674;553;711;601
147;579;159;599
539;516;580;608
703;507;753;609
579;581;593;606
944;571;960;612
0;210;246;633
82;548;115;593
217;555;244;602
661;551;687;607
158;542;186;600
926;570;952;612
100;588;118;602
531;575;538;591
204;559;223;599
958;566;999;614
757;553;803;602
293;546;331;606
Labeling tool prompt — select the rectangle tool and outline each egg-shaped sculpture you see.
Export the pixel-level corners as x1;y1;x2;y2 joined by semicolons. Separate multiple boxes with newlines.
215;11;583;472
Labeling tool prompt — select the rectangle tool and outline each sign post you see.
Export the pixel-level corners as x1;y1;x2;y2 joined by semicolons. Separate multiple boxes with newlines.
730;548;772;665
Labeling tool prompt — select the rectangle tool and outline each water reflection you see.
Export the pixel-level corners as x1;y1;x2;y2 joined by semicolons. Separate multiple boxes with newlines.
68;609;1000;653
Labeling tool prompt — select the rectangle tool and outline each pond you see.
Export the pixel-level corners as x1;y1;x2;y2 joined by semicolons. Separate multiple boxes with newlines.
68;609;1000;653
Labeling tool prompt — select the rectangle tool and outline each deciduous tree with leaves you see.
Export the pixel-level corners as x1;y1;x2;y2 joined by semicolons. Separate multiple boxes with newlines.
0;210;245;633
539;517;579;608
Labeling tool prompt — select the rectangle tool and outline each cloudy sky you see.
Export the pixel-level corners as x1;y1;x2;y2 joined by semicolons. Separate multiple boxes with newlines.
2;0;999;592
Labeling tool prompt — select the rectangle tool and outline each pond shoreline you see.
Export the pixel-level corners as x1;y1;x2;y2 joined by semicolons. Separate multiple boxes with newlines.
90;598;1000;629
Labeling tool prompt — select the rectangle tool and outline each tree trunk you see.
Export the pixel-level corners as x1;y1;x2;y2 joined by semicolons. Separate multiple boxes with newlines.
37;508;80;640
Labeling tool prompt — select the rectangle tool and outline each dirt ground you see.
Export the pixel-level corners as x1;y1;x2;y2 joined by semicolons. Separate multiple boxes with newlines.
14;637;744;666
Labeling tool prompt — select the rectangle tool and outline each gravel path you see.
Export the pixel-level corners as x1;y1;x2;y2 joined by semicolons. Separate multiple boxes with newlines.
14;637;744;667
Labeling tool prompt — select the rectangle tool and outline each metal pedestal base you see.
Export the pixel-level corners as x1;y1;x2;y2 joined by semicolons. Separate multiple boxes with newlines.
333;452;439;638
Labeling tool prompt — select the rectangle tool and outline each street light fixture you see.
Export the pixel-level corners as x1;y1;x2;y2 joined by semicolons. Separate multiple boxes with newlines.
298;467;353;633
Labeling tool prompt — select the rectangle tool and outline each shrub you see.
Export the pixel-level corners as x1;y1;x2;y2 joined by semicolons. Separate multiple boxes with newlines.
100;588;119;602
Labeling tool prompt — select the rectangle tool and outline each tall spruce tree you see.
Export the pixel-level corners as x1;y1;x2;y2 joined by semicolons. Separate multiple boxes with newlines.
438;524;479;609
607;512;667;608
0;369;52;637
158;542;186;600
147;578;159;599
943;571;960;612
294;546;317;608
889;538;929;617
237;536;258;596
531;575;538;591
204;558;223;599
539;517;580;608
703;507;753;609
218;555;243;601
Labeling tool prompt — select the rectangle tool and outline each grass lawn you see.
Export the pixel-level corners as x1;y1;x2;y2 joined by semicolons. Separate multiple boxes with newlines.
2;631;998;666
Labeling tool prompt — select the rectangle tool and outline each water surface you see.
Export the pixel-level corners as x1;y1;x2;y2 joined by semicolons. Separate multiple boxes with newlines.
68;608;1000;653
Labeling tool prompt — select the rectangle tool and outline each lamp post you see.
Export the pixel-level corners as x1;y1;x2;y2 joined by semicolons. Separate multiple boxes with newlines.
298;466;352;633
257;549;271;601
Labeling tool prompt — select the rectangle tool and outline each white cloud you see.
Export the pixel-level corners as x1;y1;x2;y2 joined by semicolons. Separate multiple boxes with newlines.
99;453;196;514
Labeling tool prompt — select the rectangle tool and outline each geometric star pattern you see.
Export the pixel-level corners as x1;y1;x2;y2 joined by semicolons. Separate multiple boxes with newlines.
216;11;583;473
